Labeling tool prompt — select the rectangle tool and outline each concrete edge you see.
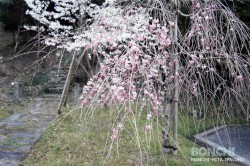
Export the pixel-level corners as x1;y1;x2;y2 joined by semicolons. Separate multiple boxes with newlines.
194;125;250;166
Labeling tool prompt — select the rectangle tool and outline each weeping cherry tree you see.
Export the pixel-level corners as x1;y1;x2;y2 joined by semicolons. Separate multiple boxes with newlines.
24;0;250;157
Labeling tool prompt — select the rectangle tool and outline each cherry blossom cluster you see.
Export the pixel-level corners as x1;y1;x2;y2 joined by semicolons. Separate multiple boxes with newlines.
63;5;150;50
179;0;250;99
24;0;102;45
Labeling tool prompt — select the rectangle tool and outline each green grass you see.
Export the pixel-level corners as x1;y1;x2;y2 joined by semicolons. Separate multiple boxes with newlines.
21;106;246;166
0;99;29;121
0;105;13;121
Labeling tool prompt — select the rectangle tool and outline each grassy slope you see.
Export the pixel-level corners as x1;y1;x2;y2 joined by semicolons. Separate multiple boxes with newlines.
22;106;247;166
0;102;14;121
0;108;13;121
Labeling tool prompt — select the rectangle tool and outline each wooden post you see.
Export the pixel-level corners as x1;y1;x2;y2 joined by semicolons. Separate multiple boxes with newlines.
12;82;20;103
192;109;197;119
73;83;80;104
57;52;76;115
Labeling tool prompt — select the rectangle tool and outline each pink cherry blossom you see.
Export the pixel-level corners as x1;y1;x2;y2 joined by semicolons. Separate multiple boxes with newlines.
169;21;175;27
147;113;153;120
111;129;119;140
145;125;152;133
118;123;124;129
169;75;175;81
236;75;243;81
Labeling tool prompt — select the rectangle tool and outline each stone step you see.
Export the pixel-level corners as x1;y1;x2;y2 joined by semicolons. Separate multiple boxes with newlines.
50;73;68;78
49;82;65;87
50;70;68;74
49;83;65;87
47;87;64;94
51;66;69;70
50;79;67;84
42;94;61;99
49;82;65;86
50;78;66;83
51;76;67;80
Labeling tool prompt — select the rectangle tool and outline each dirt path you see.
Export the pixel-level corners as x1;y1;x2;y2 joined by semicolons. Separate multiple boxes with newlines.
0;97;59;166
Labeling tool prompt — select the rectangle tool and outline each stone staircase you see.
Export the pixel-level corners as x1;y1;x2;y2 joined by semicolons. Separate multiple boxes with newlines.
43;66;69;97
49;67;68;94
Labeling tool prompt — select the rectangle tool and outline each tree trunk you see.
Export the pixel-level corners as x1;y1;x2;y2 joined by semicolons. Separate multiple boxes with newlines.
86;51;94;78
13;3;24;54
172;0;179;155
173;59;179;155
57;52;76;115
162;97;172;153
77;1;88;27
162;0;180;154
